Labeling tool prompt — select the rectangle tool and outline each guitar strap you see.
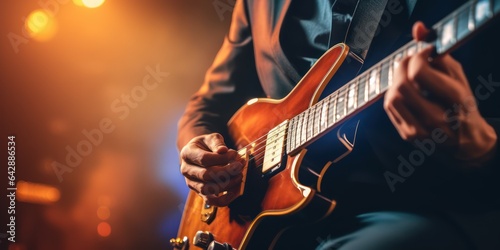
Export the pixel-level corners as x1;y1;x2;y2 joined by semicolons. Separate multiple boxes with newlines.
332;0;390;61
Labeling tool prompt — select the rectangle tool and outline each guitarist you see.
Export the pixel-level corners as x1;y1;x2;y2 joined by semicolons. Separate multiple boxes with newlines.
177;0;500;249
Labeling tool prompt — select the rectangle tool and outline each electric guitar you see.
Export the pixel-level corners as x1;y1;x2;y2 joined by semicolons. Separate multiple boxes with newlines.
173;1;500;249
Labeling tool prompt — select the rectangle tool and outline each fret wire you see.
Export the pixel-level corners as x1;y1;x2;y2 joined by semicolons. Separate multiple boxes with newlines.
363;73;369;104
334;94;341;122
346;82;354;112
456;6;471;40
469;1;476;33
333;92;339;123
301;109;308;144
342;87;347;120
287;118;292;151
286;122;290;152
453;5;460;46
380;61;390;91
289;117;296;151
319;99;324;131
296;113;302;148
315;99;322;135
329;93;337;125
306;106;312;141
313;101;319;137
313;102;318;134
321;97;329;131
354;78;359;110
368;69;377;98
357;75;366;107
328;94;333;128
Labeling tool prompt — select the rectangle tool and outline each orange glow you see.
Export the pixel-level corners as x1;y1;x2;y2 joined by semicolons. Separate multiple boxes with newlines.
97;206;110;220
97;222;112;237
82;0;105;8
72;0;84;6
8;243;26;250
98;195;111;206
17;181;60;204
25;9;57;42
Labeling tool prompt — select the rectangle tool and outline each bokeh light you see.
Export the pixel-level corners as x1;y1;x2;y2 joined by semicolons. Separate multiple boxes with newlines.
97;222;112;237
17;181;61;204
82;0;105;8
97;206;111;220
24;9;57;41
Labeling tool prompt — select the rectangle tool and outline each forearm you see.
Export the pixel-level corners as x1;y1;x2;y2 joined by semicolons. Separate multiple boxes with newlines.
177;95;230;150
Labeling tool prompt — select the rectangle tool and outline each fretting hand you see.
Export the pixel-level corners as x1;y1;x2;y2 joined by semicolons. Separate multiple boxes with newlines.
384;22;497;167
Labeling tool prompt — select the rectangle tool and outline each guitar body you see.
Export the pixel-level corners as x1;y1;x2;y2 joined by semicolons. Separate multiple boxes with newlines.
176;43;363;250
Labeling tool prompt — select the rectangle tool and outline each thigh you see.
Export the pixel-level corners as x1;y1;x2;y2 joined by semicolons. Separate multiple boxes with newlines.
316;211;469;250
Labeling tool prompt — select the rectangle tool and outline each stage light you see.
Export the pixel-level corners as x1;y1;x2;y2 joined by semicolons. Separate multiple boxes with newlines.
97;222;112;237
17;181;60;204
82;0;105;8
25;9;57;42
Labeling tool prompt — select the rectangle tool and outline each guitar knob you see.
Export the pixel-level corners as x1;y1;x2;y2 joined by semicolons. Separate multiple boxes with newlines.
194;231;214;249
170;236;188;250
207;241;234;250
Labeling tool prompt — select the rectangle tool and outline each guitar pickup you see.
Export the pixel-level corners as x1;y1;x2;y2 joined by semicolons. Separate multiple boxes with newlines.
262;120;288;173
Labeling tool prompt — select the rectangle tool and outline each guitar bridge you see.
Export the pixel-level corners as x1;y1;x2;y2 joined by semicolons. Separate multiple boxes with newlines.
201;202;217;224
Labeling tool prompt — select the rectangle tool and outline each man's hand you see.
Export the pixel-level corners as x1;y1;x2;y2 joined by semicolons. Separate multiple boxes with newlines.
180;133;245;206
384;22;497;167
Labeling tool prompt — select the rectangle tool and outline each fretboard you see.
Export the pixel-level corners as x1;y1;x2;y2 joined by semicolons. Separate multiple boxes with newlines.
286;0;500;154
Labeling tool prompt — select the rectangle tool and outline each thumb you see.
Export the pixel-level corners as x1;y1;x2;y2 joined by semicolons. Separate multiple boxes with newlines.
204;133;228;154
412;21;431;42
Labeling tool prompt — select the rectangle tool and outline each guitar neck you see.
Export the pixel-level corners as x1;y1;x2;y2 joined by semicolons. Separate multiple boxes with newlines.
286;0;500;154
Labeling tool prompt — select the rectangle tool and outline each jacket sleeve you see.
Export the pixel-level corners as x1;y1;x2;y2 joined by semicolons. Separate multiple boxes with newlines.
176;0;265;150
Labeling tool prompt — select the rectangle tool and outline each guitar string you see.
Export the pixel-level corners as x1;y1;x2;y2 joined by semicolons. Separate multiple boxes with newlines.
247;59;398;169
246;57;399;169
242;56;396;169
241;85;353;169
235;42;393;163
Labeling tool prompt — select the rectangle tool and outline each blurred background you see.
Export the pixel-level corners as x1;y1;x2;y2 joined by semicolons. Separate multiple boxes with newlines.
0;0;233;249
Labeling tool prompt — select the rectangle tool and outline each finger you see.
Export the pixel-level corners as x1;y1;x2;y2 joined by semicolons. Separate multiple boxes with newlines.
396;75;448;128
203;133;228;154
186;173;243;196
412;21;432;41
181;161;243;183
431;54;468;85
385;57;428;141
385;95;428;141
181;143;240;167
407;47;466;106
412;22;468;85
